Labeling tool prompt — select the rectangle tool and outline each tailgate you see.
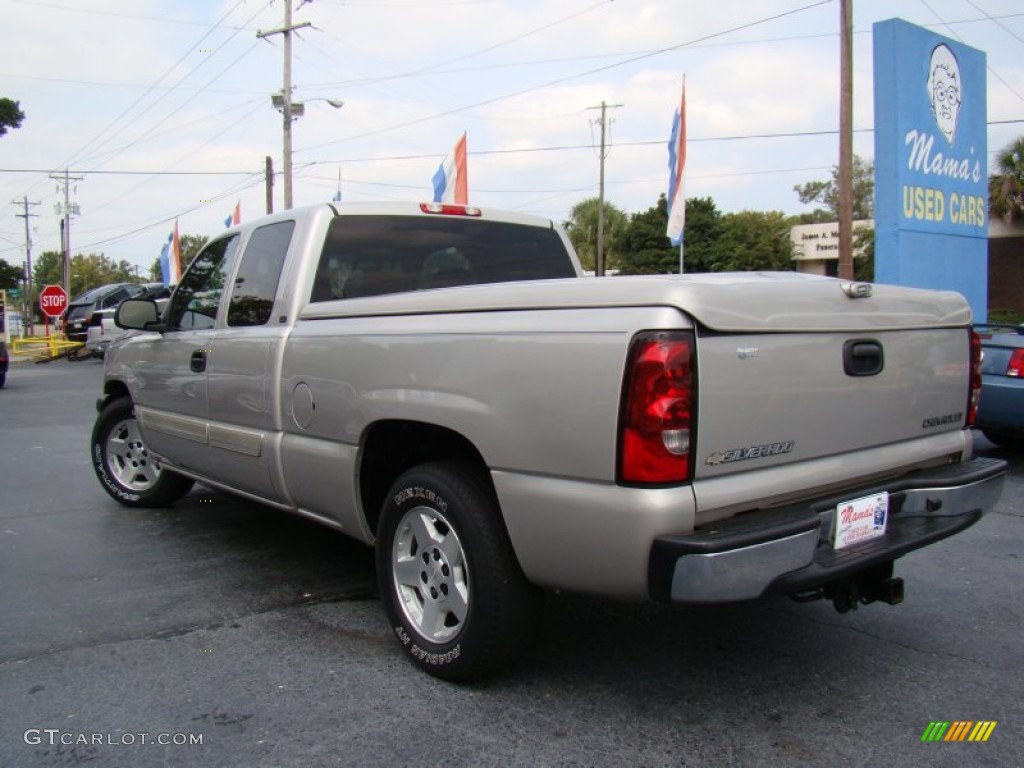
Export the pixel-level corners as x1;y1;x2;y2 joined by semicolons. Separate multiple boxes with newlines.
694;327;971;479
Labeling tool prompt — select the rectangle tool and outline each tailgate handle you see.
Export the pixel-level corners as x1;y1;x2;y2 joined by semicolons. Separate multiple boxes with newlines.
844;339;884;377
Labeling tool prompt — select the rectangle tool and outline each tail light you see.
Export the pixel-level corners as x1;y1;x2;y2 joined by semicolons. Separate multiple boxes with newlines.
1005;349;1024;377
968;329;982;426
618;331;695;484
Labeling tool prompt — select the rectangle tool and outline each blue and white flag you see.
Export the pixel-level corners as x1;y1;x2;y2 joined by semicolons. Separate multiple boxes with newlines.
666;83;687;247
432;132;468;204
159;232;172;286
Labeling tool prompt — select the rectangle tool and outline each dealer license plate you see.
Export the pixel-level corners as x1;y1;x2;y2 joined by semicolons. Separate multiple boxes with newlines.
832;492;889;550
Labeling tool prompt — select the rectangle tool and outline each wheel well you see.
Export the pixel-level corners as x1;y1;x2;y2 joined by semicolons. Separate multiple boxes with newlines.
101;380;131;409
360;420;490;535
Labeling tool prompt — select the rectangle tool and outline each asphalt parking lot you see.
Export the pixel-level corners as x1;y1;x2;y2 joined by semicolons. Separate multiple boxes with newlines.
1;360;1021;767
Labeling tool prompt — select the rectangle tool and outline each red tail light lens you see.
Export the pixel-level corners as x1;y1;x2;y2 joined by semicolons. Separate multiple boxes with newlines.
968;329;982;426
619;331;695;484
1006;349;1024;377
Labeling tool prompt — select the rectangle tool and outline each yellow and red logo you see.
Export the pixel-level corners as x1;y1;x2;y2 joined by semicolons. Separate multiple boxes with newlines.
921;721;997;742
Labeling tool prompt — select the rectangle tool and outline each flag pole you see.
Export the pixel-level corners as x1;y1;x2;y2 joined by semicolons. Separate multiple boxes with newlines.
679;74;686;275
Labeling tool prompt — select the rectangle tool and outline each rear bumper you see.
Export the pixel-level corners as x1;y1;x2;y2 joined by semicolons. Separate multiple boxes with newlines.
649;457;1006;603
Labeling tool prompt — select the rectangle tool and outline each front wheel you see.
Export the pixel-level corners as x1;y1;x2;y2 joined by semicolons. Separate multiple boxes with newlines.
91;396;194;507
376;461;542;682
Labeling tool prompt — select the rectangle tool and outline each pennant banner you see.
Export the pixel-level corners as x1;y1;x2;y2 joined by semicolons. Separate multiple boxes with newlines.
666;83;687;247
432;132;468;204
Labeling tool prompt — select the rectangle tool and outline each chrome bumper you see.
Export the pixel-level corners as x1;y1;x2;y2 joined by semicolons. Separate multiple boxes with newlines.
649;457;1006;603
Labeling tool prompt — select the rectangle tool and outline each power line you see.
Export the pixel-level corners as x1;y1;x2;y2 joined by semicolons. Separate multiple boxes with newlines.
295;0;836;154
1;115;1021;180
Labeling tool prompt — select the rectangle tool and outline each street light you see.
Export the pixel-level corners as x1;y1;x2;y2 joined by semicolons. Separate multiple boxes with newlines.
271;92;344;209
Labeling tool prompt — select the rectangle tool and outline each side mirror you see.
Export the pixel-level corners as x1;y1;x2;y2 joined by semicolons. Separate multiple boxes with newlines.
115;298;161;331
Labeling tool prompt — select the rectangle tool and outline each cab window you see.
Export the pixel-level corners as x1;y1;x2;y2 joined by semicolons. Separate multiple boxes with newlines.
166;236;239;331
227;221;294;327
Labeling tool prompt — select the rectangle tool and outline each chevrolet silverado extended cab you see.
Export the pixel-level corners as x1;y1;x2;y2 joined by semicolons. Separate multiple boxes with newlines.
92;201;1005;681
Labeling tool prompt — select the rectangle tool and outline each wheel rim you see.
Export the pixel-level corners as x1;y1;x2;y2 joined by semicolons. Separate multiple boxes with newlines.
392;505;470;644
105;416;161;491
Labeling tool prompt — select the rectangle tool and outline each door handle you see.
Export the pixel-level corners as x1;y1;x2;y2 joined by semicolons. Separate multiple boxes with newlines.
190;349;207;373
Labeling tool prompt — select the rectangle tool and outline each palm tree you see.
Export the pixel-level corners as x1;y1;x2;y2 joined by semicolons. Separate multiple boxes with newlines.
989;136;1024;223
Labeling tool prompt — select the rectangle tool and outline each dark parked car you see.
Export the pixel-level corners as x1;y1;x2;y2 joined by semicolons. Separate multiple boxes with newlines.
64;283;153;342
85;283;172;356
0;340;7;388
974;323;1024;447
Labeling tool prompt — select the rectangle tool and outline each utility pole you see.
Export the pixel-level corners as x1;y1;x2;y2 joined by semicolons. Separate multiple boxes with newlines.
257;3;311;211
13;196;39;336
586;100;623;276
838;0;854;280
265;156;274;214
50;169;83;295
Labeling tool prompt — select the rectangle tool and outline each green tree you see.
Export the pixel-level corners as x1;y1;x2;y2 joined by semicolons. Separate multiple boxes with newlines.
712;211;795;272
616;194;678;275
563;197;627;272
678;196;724;273
794;154;874;222
33;251;62;288
0;97;25;137
617;195;723;275
0;259;22;290
33;251;142;299
989;136;1024;223
853;226;874;282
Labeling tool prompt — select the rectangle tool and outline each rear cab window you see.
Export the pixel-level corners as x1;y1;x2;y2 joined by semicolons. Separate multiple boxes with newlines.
227;220;294;326
310;215;575;302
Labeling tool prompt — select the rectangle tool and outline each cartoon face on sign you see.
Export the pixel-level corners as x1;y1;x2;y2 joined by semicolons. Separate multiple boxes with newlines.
928;44;961;145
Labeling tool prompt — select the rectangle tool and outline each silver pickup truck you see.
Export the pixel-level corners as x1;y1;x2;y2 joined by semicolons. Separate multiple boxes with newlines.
92;201;1005;681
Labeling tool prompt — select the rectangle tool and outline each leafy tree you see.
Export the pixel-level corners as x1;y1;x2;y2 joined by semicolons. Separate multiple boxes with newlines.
33;251;141;299
0;97;25;137
794;154;874;222
677;196;724;273
617;195;723;275
563;197;627;272
989;136;1024;224
616;194;678;275
711;211;794;272
852;226;874;282
33;251;62;288
0;259;23;290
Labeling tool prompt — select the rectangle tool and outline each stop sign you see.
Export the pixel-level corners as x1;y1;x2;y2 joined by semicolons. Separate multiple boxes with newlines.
39;284;69;318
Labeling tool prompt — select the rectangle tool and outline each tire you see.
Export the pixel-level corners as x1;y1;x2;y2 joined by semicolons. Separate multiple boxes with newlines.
91;396;194;507
376;461;542;682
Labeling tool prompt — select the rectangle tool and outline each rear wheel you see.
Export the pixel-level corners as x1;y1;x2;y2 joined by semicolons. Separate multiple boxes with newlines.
376;461;541;682
91;396;194;507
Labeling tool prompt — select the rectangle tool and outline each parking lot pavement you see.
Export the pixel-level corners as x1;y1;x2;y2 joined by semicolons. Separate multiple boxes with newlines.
1;361;1022;767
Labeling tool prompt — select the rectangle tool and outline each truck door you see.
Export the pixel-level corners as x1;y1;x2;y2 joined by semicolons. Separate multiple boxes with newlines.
205;220;295;501
133;236;239;474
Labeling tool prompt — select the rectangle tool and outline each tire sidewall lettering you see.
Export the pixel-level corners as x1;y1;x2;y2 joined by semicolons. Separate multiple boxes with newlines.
92;442;140;503
392;486;448;514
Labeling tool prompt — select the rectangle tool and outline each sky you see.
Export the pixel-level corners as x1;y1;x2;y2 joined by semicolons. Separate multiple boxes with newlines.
1;0;1022;279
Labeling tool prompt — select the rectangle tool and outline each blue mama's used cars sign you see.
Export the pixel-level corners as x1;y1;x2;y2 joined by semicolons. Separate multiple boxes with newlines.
875;18;987;238
873;18;988;320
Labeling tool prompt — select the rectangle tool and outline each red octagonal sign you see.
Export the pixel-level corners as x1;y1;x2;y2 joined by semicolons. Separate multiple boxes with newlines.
39;284;69;318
